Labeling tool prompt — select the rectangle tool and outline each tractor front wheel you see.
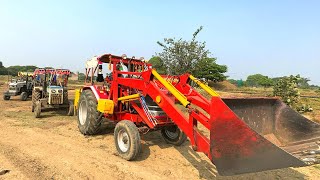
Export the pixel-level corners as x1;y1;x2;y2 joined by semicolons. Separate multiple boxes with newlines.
32;91;41;112
67;100;74;116
161;125;187;146
63;90;69;104
77;90;103;135
114;120;141;160
34;101;41;118
20;92;28;101
3;95;10;101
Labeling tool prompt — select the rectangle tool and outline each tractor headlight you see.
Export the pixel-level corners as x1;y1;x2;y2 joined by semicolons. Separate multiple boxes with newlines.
58;90;63;93
51;89;56;93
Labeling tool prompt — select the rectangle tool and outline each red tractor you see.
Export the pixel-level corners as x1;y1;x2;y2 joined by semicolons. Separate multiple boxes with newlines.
74;54;320;175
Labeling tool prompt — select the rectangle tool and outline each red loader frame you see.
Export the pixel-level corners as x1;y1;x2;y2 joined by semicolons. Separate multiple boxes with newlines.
75;54;320;176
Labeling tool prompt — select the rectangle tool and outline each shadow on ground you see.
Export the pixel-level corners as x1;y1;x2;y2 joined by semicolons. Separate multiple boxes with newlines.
176;144;306;180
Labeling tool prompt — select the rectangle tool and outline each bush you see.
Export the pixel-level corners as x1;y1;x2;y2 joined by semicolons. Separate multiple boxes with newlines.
273;75;312;113
273;75;300;107
296;104;313;113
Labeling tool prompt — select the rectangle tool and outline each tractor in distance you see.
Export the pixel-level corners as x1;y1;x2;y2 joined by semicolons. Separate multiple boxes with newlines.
3;71;33;101
74;54;320;176
32;68;74;118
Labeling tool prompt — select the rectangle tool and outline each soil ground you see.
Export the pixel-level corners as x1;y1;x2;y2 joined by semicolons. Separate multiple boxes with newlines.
0;84;320;180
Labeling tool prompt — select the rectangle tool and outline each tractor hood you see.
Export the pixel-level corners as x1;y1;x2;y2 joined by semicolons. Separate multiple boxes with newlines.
9;82;18;86
47;86;63;92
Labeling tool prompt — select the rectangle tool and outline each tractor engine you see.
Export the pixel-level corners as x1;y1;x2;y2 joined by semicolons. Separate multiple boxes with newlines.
144;96;168;120
8;82;19;95
47;86;64;104
8;81;26;95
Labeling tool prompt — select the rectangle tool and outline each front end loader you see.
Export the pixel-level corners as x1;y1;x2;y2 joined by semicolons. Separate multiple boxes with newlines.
74;54;320;176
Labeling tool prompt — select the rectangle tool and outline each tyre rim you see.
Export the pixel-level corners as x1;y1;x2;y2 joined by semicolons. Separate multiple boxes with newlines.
118;129;130;152
79;101;87;125
165;127;179;140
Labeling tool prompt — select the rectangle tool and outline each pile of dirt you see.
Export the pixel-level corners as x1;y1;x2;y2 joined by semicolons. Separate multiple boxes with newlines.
208;81;237;91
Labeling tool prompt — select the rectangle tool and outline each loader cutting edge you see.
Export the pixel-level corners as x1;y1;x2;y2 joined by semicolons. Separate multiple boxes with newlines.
209;97;320;175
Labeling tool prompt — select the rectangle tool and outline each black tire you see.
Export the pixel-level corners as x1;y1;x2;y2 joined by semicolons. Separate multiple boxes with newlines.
3;95;10;101
63;89;69;104
20;92;28;101
32;91;41;112
77;90;103;135
67;100;74;116
34;101;41;118
161;126;187;146
114;120;141;160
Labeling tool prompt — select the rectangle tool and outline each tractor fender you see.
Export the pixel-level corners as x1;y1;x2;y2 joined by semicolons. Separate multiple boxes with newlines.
34;87;43;92
82;86;100;100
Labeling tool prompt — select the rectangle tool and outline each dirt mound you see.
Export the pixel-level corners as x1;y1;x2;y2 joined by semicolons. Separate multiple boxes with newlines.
209;81;237;91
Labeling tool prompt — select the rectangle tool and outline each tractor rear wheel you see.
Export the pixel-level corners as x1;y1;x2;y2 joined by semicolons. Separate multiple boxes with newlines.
3;95;10;101
34;101;41;118
161;125;187;146
77;90;103;135
20;92;28;101
114;120;141;160
32;91;41;112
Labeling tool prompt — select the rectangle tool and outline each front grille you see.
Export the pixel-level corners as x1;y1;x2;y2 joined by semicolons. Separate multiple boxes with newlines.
51;94;63;104
9;87;16;90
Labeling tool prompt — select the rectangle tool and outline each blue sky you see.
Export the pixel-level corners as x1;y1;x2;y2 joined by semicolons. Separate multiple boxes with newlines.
0;0;320;84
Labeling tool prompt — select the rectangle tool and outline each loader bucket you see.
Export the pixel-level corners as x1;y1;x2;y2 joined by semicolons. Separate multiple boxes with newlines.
210;97;320;176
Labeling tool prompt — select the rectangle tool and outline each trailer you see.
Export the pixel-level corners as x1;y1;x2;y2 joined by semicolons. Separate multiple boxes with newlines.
74;54;320;176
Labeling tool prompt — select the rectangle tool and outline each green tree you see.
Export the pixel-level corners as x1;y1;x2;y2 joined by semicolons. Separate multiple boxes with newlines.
297;76;310;89
0;67;6;75
78;72;86;81
156;26;227;81
246;74;273;87
193;58;227;82
228;79;245;87
0;61;6;75
149;56;166;74
5;65;38;76
228;79;237;85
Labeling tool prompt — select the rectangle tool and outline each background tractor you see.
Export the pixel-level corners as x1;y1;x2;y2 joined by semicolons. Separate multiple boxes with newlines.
74;54;320;176
3;71;33;101
32;68;74;118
